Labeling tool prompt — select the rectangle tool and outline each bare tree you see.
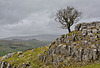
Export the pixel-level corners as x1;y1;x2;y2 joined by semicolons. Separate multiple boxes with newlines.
55;6;82;33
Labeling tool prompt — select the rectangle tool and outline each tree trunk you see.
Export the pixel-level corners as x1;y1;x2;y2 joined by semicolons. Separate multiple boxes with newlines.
68;27;71;33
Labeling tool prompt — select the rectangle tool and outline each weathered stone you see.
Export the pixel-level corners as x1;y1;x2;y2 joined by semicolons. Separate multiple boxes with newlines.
88;33;93;37
38;53;42;57
91;44;96;48
92;29;97;33
96;22;100;28
18;55;24;57
82;29;87;36
87;29;92;33
1;53;15;61
1;61;5;68
97;30;100;34
81;26;87;31
55;40;60;46
92;49;97;60
17;51;23;55
97;34;100;38
32;49;34;52
7;63;12;68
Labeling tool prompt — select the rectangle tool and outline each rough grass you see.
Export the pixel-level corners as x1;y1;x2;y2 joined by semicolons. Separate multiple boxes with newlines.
67;31;82;36
3;46;49;68
0;56;2;61
60;43;66;45
67;32;73;36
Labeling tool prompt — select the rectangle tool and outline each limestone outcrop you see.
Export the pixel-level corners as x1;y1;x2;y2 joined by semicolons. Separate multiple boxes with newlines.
1;53;15;61
39;21;100;67
0;52;15;68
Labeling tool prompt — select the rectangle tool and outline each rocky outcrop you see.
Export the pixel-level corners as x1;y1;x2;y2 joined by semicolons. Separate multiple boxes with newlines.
39;21;100;67
0;61;12;68
75;21;100;31
1;53;15;61
0;53;15;68
0;50;32;68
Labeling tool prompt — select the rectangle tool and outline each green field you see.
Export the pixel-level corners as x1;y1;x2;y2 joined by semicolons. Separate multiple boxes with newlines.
0;39;50;56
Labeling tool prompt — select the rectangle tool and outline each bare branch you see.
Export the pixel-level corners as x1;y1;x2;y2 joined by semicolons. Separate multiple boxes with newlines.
55;6;82;33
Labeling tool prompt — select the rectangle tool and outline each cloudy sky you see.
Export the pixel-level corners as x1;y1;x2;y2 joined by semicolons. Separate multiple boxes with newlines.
0;0;100;38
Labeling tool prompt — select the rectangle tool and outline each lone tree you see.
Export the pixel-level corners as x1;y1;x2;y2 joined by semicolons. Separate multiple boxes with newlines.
55;6;82;33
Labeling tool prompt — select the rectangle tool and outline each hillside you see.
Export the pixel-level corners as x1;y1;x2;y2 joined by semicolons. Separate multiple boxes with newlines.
1;21;100;68
2;34;60;41
0;39;50;56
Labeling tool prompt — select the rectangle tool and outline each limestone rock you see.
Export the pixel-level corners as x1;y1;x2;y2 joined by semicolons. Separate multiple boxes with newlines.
39;22;100;67
17;51;23;55
92;29;97;33
1;53;15;61
18;55;24;57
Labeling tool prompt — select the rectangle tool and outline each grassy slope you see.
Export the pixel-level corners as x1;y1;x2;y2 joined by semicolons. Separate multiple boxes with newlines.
0;57;2;61
3;46;49;68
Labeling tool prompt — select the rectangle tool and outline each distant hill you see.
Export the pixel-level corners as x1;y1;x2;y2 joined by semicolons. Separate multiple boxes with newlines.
0;39;50;56
2;34;60;41
0;34;60;56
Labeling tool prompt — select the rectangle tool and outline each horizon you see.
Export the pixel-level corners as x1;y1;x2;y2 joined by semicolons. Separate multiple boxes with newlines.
0;34;61;39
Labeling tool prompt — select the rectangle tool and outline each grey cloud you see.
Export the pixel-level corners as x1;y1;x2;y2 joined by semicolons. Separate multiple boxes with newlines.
0;0;67;25
0;0;100;38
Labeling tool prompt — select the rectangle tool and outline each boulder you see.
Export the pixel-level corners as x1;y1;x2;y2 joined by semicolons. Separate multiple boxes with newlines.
82;29;87;36
92;29;97;33
18;55;24;57
17;51;23;55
